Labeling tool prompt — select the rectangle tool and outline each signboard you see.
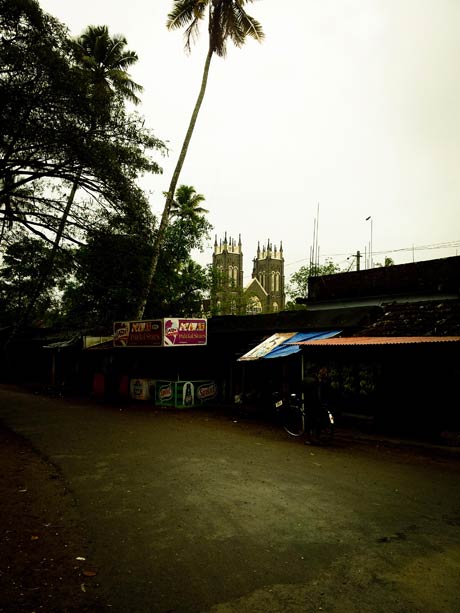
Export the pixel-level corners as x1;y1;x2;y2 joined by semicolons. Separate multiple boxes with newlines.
130;378;155;400
156;380;175;406
196;380;218;402
238;332;297;361
163;318;207;346
113;320;163;347
113;318;207;347
155;380;218;408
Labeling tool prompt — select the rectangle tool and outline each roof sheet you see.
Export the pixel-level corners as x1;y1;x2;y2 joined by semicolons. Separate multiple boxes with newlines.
264;330;342;358
238;330;342;361
293;336;460;347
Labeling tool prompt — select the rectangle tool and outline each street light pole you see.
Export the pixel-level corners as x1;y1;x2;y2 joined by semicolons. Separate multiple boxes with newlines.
366;216;373;268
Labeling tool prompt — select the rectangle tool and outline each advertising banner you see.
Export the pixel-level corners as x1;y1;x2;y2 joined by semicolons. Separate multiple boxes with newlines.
155;380;218;408
113;320;163;347
196;380;218;403
163;318;207;346
156;380;175;406
238;332;297;361
176;381;195;408
129;378;156;401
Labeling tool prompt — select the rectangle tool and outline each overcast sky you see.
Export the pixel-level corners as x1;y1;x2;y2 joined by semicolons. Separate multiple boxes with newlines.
39;0;460;282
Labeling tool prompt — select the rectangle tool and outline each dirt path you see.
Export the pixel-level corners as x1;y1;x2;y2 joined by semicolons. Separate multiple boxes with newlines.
1;385;460;613
0;423;105;612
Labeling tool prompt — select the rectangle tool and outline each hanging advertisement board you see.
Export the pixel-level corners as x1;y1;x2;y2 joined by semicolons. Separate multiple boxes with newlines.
163;318;207;346
113;318;207;348
113;320;163;347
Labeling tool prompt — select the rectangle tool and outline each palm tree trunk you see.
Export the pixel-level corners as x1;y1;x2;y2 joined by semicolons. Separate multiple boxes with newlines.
134;47;213;320
28;168;81;310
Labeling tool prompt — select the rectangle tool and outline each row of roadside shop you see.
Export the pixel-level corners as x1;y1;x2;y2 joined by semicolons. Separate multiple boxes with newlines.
3;305;459;437
34;309;459;438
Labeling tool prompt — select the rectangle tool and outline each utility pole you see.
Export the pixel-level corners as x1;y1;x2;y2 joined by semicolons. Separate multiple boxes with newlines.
347;251;363;272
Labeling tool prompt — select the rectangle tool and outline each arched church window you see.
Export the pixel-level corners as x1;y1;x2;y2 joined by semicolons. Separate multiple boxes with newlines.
275;272;280;292
272;301;279;312
271;271;275;291
246;296;262;315
233;267;238;283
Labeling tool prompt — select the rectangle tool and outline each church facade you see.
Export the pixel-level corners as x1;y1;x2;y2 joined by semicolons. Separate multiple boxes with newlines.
211;234;285;315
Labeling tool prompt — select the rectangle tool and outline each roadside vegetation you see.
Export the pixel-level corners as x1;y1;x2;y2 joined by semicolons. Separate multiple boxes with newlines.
0;0;213;332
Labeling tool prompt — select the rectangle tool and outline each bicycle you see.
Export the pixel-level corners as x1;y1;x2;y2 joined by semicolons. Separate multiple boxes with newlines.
281;393;335;443
281;393;306;437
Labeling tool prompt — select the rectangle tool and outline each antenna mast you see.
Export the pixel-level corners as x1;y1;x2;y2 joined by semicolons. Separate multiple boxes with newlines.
309;203;320;276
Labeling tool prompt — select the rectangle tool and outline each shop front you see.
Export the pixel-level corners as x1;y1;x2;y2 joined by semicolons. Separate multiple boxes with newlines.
87;318;220;407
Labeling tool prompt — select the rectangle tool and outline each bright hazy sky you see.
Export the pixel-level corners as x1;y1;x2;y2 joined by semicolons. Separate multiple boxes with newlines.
39;0;460;282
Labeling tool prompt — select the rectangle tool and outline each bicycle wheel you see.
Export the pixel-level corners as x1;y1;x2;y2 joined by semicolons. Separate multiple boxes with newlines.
282;405;305;437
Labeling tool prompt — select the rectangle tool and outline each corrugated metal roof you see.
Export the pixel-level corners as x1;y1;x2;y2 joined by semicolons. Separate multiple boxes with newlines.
293;336;460;347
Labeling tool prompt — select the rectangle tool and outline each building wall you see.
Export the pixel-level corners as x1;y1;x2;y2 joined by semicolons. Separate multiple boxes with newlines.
308;255;460;302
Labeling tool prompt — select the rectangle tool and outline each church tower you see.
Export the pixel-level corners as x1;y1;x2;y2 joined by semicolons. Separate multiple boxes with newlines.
249;239;285;313
211;235;285;315
212;233;244;314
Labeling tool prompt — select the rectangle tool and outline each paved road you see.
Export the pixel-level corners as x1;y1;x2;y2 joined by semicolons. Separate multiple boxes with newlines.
0;385;459;613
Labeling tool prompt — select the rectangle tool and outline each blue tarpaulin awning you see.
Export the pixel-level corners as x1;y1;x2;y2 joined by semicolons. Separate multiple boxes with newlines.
263;330;342;358
238;330;342;361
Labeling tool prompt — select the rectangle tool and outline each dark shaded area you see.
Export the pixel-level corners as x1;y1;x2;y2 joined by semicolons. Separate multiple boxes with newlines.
0;422;105;612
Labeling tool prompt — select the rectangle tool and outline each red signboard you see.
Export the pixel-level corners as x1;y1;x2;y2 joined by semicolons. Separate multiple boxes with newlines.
163;318;207;346
113;318;207;347
113;320;163;347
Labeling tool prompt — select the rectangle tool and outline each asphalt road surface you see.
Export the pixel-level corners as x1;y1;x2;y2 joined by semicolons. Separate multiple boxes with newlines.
0;385;459;613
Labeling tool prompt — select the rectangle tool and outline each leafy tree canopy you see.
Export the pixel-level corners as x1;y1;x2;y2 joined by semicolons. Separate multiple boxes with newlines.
286;259;342;308
0;0;166;249
0;2;215;333
0;229;73;326
56;197;212;328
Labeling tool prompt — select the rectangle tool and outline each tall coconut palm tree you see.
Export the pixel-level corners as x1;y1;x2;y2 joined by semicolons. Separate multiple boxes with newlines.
52;26;143;255
73;25;143;109
169;185;209;222
19;26;143;328
136;0;264;319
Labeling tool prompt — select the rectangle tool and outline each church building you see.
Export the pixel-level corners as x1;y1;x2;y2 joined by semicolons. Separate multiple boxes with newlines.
212;234;285;315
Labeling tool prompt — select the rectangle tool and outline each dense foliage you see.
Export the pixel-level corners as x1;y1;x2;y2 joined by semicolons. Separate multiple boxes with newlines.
0;0;212;331
0;0;164;243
